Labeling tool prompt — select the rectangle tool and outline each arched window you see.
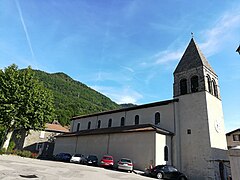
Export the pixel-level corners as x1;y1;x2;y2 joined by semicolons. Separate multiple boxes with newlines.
108;119;112;128
120;117;125;126
97;120;101;129
191;75;199;93
77;123;80;131
87;121;91;129
212;79;218;98
155;112;160;125
180;79;187;95
207;75;212;94
164;146;169;161
135;115;139;125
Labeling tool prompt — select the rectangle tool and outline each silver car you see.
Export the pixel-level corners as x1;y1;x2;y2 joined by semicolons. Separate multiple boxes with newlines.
117;158;133;172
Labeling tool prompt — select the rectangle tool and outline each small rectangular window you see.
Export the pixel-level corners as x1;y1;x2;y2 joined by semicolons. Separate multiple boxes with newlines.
233;134;240;141
187;129;191;134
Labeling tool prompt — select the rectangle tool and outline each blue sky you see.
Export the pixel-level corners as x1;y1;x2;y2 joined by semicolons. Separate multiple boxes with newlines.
0;0;240;132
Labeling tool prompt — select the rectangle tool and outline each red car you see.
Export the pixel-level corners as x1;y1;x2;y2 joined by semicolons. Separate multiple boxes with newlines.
100;155;114;168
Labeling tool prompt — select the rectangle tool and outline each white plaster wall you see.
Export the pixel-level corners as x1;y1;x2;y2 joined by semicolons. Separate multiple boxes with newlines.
71;103;175;133
108;131;156;170
54;131;158;171
53;136;77;155
155;134;166;166
75;134;109;158
205;93;228;150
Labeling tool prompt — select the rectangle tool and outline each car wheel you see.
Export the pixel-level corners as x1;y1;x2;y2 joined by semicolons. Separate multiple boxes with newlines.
157;172;163;179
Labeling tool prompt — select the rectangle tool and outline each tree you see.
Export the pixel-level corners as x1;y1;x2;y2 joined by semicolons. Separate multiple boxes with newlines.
0;64;55;150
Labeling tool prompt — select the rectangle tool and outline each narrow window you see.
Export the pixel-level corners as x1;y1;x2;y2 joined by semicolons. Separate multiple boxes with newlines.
77;123;80;131
108;119;112;128
135;115;139;125
87;121;91;129
187;129;191;134
97;120;101;129
155;112;160;125
164;146;168;161
180;79;187;95
233;134;240;141
120;117;125;126
207;75;212;94
191;75;199;93
212;79;218;98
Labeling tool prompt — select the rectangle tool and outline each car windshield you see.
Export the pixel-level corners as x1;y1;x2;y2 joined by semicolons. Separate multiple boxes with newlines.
120;159;131;163
88;156;97;160
74;154;83;157
103;156;112;160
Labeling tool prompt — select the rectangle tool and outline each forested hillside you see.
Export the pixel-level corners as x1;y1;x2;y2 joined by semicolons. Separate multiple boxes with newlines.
33;70;120;125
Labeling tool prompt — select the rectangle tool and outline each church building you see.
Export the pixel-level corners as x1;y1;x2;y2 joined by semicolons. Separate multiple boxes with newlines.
54;38;228;179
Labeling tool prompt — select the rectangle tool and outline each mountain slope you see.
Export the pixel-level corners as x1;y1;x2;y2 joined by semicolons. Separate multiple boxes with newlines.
33;70;120;125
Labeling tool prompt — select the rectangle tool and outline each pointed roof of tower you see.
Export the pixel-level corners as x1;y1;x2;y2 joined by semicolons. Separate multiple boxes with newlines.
174;38;215;74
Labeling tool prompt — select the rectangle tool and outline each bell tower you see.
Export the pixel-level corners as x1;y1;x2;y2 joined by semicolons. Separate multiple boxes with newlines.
173;38;228;179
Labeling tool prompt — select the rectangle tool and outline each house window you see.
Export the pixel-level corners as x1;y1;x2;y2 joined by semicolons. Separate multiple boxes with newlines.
88;121;91;129
207;75;212;94
187;129;191;134
97;120;101;129
77;123;80;131
39;131;45;139
135;115;139;125
233;134;240;141
180;79;187;95
212;79;218;98
36;143;43;151
164;146;168;161
108;119;112;128
155;112;160;125
191;75;199;93
120;117;125;126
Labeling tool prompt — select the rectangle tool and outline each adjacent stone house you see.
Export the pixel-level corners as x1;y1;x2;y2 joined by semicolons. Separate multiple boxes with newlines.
226;128;240;149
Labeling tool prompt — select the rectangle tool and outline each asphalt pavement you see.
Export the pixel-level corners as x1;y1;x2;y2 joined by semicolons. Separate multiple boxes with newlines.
0;155;152;180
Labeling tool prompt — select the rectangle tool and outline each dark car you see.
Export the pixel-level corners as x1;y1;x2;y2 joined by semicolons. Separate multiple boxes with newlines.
149;165;187;180
85;155;98;166
54;153;72;162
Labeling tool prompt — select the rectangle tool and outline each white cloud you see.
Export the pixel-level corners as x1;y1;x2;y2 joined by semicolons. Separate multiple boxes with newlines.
200;7;240;55
154;50;183;65
90;85;143;104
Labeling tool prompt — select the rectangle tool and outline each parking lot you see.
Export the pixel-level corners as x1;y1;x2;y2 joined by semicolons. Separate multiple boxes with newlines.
0;155;152;180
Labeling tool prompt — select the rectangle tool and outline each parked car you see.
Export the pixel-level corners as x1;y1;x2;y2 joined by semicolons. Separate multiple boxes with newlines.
85;155;98;166
100;155;114;168
70;154;85;164
54;153;72;162
117;158;133;172
149;165;187;180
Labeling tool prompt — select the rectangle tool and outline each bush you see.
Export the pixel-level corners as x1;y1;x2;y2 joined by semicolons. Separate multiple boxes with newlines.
7;141;15;152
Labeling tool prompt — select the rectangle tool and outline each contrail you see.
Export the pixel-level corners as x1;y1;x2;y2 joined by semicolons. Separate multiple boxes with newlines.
15;0;36;61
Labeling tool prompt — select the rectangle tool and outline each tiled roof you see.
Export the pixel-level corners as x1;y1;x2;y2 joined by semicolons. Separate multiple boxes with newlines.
174;38;215;74
226;128;240;136
56;124;174;138
45;123;69;133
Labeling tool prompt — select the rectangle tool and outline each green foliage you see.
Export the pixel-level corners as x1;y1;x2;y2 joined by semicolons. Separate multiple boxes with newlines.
0;64;55;132
7;141;15;151
33;70;120;125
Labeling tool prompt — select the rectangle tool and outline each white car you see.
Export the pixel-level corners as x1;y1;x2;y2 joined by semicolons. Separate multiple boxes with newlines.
117;158;133;172
70;154;85;164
